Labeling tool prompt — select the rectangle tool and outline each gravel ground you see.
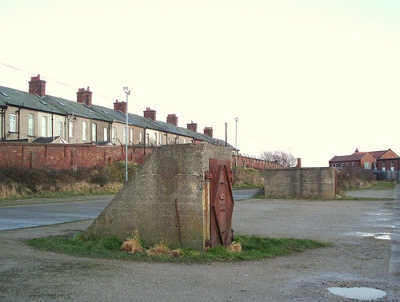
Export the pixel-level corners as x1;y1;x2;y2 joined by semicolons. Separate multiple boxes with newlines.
0;189;399;302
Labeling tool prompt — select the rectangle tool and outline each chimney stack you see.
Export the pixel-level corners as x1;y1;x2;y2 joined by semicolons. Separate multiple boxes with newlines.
297;158;302;169
187;121;197;132
29;74;46;97
355;148;359;153
167;114;178;127
77;87;92;106
204;127;213;137
114;99;127;113
144;107;156;121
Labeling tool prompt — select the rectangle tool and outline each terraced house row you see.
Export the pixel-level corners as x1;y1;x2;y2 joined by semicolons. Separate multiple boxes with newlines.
0;75;231;148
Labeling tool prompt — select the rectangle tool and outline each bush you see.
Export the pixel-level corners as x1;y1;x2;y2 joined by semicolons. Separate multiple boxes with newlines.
337;166;376;192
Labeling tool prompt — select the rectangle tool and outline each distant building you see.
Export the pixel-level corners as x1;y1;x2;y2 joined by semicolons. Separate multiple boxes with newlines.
329;148;400;171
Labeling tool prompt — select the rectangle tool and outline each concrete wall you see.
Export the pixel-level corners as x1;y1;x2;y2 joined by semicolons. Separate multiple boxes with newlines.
85;144;232;252
264;168;337;199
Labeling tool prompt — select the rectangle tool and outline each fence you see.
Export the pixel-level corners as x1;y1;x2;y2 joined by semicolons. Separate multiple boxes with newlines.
374;171;400;182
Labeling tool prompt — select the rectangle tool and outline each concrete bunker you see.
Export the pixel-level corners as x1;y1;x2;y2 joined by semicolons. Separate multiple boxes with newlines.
264;167;338;199
85;144;234;252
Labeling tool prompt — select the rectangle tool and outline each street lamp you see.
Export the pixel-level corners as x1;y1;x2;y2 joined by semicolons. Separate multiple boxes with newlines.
235;117;238;167
123;86;130;183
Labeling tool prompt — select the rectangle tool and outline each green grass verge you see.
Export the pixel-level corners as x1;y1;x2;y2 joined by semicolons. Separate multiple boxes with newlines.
28;234;329;263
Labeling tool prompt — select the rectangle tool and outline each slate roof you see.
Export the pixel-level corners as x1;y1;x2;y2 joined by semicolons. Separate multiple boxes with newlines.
0;84;234;149
43;95;111;121
329;153;368;162
0;86;65;114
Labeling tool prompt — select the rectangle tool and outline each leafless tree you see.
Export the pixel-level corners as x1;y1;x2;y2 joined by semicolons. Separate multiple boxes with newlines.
259;150;297;167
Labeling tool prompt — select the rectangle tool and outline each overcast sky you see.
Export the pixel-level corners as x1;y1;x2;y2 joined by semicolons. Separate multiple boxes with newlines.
1;0;399;167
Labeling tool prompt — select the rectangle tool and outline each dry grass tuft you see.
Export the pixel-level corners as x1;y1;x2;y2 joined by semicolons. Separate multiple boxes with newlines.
227;241;242;253
145;243;171;257
169;249;184;258
120;231;144;254
120;232;183;258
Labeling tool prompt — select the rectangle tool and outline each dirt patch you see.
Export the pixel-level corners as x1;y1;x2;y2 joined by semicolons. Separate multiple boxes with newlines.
0;192;399;301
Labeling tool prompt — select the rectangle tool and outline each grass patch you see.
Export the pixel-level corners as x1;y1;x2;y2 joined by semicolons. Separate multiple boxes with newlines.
28;233;329;263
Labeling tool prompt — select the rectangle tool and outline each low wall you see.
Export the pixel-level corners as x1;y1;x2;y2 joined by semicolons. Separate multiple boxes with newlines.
265;168;337;199
0;142;152;170
0;142;277;170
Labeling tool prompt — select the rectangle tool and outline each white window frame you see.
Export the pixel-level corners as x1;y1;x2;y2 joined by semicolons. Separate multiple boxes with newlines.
9;113;16;132
82;121;88;141
28;114;35;136
92;123;97;142
364;162;371;169
103;128;108;141
112;127;116;142
130;128;133;144
69;121;74;138
123;127;127;144
41;116;47;137
57;121;63;137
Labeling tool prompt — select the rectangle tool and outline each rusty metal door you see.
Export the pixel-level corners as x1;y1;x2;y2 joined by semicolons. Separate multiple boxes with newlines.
208;159;234;247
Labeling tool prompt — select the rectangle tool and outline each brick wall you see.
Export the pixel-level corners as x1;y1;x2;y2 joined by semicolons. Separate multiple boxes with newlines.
0;142;277;171
0;142;153;170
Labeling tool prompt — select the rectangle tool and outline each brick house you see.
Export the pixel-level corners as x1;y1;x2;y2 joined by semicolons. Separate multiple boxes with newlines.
329;148;400;171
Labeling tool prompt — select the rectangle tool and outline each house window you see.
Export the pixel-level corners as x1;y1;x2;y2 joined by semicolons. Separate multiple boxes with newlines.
112;127;116;142
82;121;88;141
382;162;386;171
69;121;74;138
340;163;344;168
123;127;127;144
41;116;47;137
103;128;108;141
130;129;133;144
154;133;157;145
352;162;355;166
57;121;63;137
9;114;16;132
364;162;371;169
92;123;97;142
159;133;163;145
0;113;3;138
139;132;143;144
391;160;394;171
28;114;35;136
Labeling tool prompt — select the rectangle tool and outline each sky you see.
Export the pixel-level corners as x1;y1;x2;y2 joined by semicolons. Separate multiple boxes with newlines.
1;0;399;167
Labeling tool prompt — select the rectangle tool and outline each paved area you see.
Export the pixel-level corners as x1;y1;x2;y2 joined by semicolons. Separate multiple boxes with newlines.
0;187;399;301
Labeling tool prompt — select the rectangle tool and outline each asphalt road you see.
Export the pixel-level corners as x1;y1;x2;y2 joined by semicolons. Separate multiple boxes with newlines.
0;190;259;231
0;187;399;301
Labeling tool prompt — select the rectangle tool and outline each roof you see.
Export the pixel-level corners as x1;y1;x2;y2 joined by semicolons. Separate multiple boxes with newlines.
329;153;366;162
329;149;399;162
1;84;233;149
43;95;110;121
0;86;66;114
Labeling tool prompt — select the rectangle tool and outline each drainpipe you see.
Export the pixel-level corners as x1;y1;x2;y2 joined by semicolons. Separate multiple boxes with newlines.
15;107;21;140
51;110;54;140
1;107;6;141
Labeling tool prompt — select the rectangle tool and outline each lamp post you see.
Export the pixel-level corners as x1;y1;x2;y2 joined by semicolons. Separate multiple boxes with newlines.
123;86;130;183
235;117;238;167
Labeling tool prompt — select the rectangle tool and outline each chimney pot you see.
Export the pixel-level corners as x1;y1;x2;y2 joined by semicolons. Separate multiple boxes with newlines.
167;114;178;126
77;87;92;106
29;74;46;97
204;127;213;137
144;107;156;121
114;99;127;113
187;121;198;132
